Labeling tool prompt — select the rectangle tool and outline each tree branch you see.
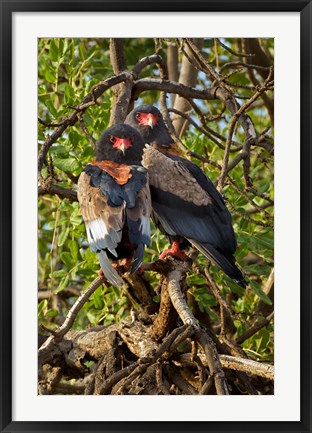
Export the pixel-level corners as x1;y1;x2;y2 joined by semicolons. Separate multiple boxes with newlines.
219;354;274;380
38;276;105;365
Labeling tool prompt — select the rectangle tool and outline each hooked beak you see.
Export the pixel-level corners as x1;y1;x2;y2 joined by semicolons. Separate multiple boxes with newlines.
113;137;133;155
147;116;155;129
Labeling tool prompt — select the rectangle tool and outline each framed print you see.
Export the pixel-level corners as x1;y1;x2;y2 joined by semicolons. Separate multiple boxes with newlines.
1;1;311;432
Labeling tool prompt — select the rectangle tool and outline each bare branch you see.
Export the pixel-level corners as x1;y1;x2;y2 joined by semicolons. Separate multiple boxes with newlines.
38;182;77;202
38;276;105;364
216;39;255;58
219;355;274;380
167;266;198;327
133;77;216;101
236;312;274;345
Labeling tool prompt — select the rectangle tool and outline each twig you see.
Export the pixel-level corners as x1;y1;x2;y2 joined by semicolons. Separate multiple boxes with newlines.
236;312;274;345
219;355;274;380
78;115;96;148
98;360;144;395
162;325;195;358
98;323;191;394
169;107;240;153
216;39;255;58
226;176;272;218
220;61;272;74
199;375;214;395
38;276;105;363
246;185;274;205
38;118;67;127
165;365;197;394
38;182;78;202
204;267;248;326
183;38;259;174
195;328;230;395
132;54;168;77
155;363;170;395
224;197;274;228
38;286;81;300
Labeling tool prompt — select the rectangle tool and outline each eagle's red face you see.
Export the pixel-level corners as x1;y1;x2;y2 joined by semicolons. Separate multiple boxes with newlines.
135;112;159;128
110;135;133;155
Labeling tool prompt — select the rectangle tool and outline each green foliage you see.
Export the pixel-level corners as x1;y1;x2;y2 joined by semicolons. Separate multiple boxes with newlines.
38;38;274;361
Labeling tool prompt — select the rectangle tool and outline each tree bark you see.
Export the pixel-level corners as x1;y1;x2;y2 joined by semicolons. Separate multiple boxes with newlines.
167;41;179;105
109;38;133;125
172;38;204;137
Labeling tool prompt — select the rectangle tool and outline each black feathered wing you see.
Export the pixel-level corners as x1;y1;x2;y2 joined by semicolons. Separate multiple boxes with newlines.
78;165;151;286
143;145;246;286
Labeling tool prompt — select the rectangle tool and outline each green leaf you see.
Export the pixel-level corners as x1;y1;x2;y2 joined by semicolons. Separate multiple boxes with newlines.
58;227;70;247
85;249;96;265
104;314;115;326
44;99;58;117
46;308;58;318
50;269;67;278
70;214;83;226
60;252;75;267
87;311;96;324
249;280;272;305
55;274;69;293
58;39;64;59
68;239;79;261
186;274;207;286
79;43;86;60
38;299;48;316
68;130;81;147
49;39;59;62
92;288;104;309
50;145;69;157
53;156;81;173
64;83;76;105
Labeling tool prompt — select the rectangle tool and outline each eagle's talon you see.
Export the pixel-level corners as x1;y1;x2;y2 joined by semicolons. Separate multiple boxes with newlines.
159;241;188;261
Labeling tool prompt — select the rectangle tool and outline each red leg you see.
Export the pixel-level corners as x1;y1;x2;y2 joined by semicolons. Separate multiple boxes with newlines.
98;262;118;278
98;268;105;278
119;256;133;271
159;241;188;261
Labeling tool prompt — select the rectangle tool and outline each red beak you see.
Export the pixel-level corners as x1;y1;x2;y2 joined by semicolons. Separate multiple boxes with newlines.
113;137;133;154
139;113;159;128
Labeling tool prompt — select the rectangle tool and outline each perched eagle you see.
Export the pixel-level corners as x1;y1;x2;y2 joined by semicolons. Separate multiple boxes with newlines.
77;123;151;287
126;105;246;287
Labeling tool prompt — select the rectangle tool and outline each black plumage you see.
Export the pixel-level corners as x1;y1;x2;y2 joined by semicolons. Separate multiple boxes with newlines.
126;105;246;287
77;123;151;287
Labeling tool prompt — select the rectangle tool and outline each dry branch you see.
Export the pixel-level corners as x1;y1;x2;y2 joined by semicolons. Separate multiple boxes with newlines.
38;276;105;365
167;267;198;327
219;355;274;380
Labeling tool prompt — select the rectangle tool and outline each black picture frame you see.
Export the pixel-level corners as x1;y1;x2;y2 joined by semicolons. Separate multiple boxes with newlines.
1;1;311;432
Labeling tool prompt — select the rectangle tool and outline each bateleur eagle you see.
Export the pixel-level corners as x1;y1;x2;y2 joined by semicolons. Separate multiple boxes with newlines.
77;124;151;287
126;104;246;287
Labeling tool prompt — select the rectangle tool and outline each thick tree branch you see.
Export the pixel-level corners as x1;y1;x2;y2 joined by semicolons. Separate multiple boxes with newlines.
219;355;274;380
109;38;133;124
172;38;203;137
